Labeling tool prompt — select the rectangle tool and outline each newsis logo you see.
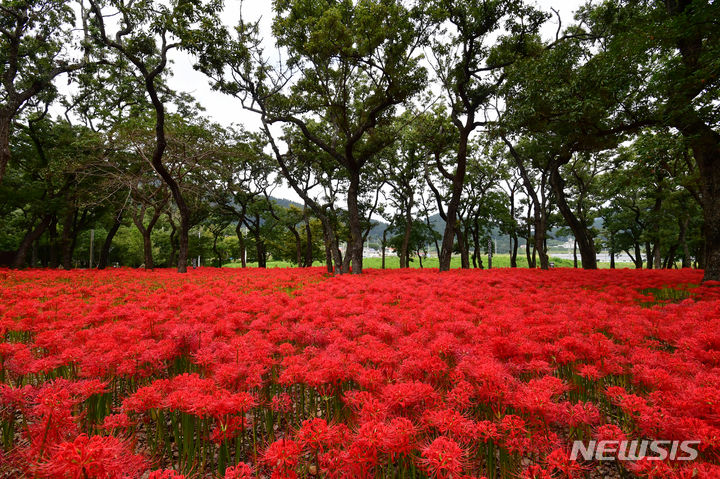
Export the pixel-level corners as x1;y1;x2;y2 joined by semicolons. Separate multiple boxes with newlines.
570;440;700;462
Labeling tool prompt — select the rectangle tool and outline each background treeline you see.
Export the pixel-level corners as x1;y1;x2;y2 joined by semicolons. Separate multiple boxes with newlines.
0;0;717;280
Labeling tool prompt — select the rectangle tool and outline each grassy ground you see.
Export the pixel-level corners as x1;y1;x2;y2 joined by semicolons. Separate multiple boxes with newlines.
224;254;637;269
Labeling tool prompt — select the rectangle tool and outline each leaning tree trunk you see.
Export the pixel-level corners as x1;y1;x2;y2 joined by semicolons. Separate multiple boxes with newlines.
98;211;123;269
634;243;643;269
13;215;52;269
549;165;597;269
142;67;190;273
573;240;578;268
439;144;468;271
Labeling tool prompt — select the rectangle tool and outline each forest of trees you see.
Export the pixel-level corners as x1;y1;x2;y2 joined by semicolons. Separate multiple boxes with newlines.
0;0;718;280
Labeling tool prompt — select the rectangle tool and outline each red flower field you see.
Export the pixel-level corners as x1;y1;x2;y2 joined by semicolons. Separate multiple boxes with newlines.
1;267;719;478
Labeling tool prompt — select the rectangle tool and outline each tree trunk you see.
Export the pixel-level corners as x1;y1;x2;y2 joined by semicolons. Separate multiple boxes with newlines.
98;211;123;270
142;231;154;269
645;242;653;269
12;215;52;269
439;131;469;272
471;220;480;269
346;171;363;274
255;235;267;268
322;223;334;273
533;213;548;269
526;223;534;268
510;189;518;268
654;243;662;269
652;194;662;269
137;63;190;273
176;207;190;273
167;214;177;267
132;205;163;270
31;241;38;268
456;224;470;269
664;244;677;269
48;218;58;268
0;114;10;185
679;216;691;268
609;232;616;269
290;226;302;267
303;207;313;267
573;239;578;268
634;243;643;269
488;238;493;270
214;231;225;267
549;165;596;269
60;208;77;270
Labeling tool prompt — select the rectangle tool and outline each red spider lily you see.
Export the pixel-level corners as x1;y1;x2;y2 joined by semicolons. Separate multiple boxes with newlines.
543;448;588;478
33;434;146;479
419;435;466;479
224;462;253;478
263;438;301;478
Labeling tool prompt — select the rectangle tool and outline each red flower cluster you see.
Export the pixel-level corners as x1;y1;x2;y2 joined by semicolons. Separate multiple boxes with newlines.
1;267;719;478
